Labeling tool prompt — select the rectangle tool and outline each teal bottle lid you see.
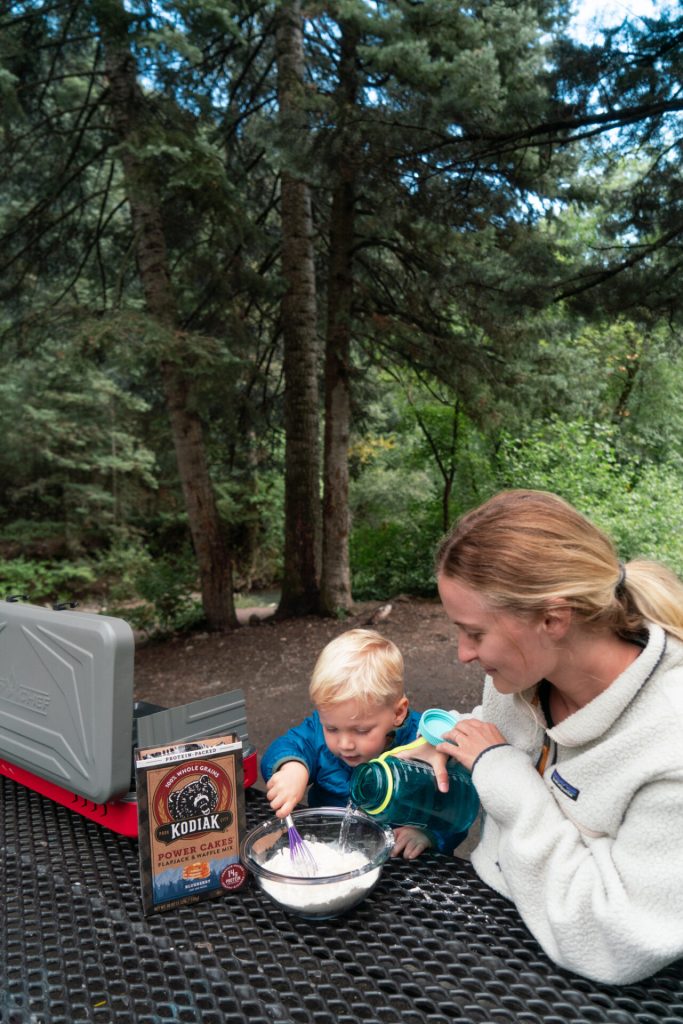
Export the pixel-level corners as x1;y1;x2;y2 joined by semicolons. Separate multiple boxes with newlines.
418;708;459;747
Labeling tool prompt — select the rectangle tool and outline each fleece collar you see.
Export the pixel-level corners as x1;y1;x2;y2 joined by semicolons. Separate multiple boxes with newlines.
542;623;667;747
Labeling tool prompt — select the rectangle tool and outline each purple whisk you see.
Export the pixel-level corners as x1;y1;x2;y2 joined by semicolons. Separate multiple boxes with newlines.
284;814;317;876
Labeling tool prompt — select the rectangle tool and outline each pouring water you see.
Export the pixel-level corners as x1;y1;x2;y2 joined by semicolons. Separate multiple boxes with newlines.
339;799;355;850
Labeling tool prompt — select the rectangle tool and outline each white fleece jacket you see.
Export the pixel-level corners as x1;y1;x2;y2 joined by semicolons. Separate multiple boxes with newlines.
467;622;683;984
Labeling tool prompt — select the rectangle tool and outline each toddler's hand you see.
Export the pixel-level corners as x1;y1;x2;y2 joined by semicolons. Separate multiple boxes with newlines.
391;826;432;860
266;761;310;818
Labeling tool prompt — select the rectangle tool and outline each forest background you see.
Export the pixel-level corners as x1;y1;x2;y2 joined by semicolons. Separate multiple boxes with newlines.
2;0;683;637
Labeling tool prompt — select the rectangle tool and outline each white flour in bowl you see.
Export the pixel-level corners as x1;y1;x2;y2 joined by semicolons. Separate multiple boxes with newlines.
260;840;381;915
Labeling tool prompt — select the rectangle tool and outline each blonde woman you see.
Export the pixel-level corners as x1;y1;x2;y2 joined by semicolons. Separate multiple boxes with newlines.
424;489;683;983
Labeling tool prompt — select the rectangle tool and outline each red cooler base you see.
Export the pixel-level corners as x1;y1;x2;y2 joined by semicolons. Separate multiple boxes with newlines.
0;749;258;838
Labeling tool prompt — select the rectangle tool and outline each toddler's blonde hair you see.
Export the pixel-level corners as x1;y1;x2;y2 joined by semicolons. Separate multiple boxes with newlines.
309;629;405;710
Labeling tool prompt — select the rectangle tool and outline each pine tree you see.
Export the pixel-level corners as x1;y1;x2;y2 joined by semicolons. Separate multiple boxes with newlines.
275;0;323;617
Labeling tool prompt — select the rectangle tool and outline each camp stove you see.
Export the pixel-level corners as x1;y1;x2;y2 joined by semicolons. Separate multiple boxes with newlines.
0;599;257;836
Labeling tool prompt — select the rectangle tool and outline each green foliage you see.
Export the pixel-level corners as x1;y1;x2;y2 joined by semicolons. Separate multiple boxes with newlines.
0;324;159;549
132;548;203;633
0;519;65;546
0;557;96;604
90;535;153;602
600;466;683;575
348;426;444;598
350;517;441;601
496;419;623;507
350;457;432;528
496;419;683;576
214;468;285;589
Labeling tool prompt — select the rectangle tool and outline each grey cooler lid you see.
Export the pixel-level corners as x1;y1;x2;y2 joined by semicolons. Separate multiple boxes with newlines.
135;689;249;750
0;601;134;803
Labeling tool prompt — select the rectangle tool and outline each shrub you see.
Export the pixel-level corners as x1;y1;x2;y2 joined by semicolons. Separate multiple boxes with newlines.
496;419;683;577
0;556;96;604
133;549;203;632
350;517;442;600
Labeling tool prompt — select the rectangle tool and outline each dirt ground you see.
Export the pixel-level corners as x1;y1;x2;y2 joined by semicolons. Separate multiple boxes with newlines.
132;596;486;780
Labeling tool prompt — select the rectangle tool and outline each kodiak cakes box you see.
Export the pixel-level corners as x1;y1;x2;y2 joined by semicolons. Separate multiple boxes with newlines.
135;733;247;914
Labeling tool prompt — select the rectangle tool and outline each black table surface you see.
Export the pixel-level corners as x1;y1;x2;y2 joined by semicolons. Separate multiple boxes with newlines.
1;780;681;1024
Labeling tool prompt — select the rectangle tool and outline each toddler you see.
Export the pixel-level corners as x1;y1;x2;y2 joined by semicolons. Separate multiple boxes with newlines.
260;628;467;859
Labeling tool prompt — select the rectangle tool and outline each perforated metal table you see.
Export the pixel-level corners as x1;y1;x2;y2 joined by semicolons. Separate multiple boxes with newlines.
1;781;681;1024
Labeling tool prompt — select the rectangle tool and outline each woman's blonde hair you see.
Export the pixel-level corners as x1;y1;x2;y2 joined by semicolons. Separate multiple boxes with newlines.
309;629;405;709
436;489;683;642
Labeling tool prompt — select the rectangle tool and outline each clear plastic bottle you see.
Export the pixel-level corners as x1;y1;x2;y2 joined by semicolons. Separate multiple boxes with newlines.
349;745;479;836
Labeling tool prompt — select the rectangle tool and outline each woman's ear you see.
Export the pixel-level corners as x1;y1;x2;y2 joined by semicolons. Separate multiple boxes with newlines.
393;695;409;725
542;601;572;640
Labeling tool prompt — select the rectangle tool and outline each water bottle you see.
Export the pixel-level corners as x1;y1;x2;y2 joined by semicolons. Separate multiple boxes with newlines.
349;740;480;835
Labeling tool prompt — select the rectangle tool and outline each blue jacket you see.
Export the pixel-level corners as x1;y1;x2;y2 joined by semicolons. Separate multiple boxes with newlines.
260;709;468;854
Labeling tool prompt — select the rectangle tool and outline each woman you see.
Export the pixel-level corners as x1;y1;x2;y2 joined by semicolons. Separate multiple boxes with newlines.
426;489;683;984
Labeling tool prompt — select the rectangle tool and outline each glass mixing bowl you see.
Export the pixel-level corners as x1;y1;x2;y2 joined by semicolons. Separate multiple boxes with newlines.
240;807;395;919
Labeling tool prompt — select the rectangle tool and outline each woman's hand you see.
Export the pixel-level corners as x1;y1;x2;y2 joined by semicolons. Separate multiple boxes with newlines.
391;826;432;860
438;719;507;773
395;718;508;787
394;739;451;792
266;761;310;818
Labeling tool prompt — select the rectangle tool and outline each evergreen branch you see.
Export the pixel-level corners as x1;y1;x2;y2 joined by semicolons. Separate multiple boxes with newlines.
1;0;68;30
0;167;112;275
384;364;454;481
60;54;107;179
254;166;280;225
1;98;107;160
554;221;683;302
472;97;683;151
36;0;82;111
17;69;102;90
220;14;275;110
51;163;126;309
96;165;121;306
386;91;683;178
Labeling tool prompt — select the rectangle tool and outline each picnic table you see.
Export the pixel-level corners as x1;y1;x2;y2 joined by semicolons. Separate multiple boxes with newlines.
1;780;681;1024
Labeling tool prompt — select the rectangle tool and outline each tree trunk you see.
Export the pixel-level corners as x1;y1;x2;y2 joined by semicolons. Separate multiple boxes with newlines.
275;0;322;617
320;21;359;615
160;362;235;629
100;13;236;630
320;180;354;614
